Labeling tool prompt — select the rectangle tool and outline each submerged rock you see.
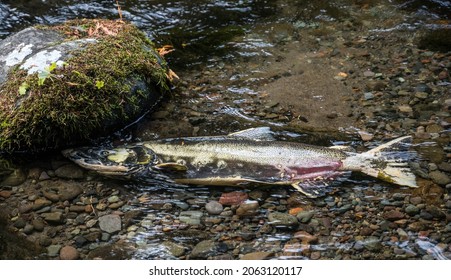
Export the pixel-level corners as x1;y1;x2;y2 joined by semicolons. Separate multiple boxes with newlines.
0;19;171;152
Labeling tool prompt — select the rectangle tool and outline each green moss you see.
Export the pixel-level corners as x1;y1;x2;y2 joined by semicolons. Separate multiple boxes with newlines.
0;19;171;152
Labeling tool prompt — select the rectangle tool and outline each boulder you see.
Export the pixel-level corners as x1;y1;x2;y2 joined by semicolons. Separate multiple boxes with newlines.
0;19;170;152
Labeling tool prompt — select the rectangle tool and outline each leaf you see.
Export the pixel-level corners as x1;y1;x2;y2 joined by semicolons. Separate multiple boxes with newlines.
38;71;50;86
47;62;57;72
95;80;105;89
18;82;29;95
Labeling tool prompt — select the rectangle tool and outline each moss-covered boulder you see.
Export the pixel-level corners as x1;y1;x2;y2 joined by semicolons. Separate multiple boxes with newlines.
0;19;170;152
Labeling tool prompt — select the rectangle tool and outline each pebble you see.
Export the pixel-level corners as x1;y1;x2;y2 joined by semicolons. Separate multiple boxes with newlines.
179;211;203;225
0;190;12;198
294;231;318;243
240;252;273;260
190;240;217;259
296;211;314;223
363;236;382;252
383;210;405;221
41;212;63;223
32;219;45;232
205;201;223;215
23;224;34;234
54;164;84;179
47;245;62;257
358;130;374;141
163;241;185;257
60;245;79;260
236;200;259;216
429;171;451;185
98;214;122;233
405;204;420;216
268;212;298;227
13;217;26;229
219;191;249;205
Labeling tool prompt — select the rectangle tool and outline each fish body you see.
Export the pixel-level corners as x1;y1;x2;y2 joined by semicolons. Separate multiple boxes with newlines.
63;127;418;197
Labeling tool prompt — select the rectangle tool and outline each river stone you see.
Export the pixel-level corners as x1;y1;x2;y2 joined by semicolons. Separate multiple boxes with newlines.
54;164;84;179
240;252;273;260
40;180;82;202
47;245;62;257
41;212;63;223
190;240;217;259
363;236;382;252
205;201;223;215
429;171;451;185
268;212;299;227
60;245;79;260
0;169;27;186
98;214;121;233
0;19;170;152
236;200;259;216
296;211;315;223
405;204;420;216
163;241;185;257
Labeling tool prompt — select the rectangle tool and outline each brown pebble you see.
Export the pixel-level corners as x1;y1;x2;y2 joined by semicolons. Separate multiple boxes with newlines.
219;191;248;206
293;231;318;244
60;245;79;260
383;210;405;221
0;190;12;198
310;251;321;260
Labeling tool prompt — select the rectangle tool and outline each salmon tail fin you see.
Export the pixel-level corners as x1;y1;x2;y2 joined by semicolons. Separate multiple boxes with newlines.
343;136;418;188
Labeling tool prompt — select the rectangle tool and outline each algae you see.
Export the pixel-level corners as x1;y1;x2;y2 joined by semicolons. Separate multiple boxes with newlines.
0;19;171;152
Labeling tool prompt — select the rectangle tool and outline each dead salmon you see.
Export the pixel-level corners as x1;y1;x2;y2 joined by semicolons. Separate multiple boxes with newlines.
62;127;418;197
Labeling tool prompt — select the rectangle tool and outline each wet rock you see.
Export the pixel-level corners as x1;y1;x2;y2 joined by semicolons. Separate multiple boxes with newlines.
236;200;259;216
163;241;185;257
405;204;420;216
429;171;451;185
74;236;88;248
240;252;273;260
54;164;85;179
60;245;79;260
363;236;382;252
268;212;298;227
296;211;314;223
33;198;52;210
41;180;83;202
383;210;405;221
0;20;170;152
87;244;132;260
98;214;121;233
47;245;62;257
219;191;248;205
205;201;223;215
1;169;27;186
41;212;63;224
23;224;34;234
32;219;45;232
179;211;203;225
294;231;318;243
0;190;12;198
190;240;217;259
13;217;26;229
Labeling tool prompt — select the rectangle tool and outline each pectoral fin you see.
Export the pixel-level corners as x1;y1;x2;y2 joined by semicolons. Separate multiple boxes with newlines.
291;180;329;198
154;162;188;172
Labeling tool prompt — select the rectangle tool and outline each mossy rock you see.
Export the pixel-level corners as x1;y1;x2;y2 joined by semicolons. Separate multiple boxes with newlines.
0;19;170;152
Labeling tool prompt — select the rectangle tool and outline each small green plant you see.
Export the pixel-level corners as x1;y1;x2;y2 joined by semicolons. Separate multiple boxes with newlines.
18;82;29;95
38;62;58;86
95;80;105;89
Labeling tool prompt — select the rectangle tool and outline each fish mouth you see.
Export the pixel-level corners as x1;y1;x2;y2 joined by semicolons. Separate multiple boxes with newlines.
62;145;156;176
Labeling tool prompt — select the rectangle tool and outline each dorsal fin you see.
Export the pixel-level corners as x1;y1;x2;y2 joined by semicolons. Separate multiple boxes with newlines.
228;127;275;141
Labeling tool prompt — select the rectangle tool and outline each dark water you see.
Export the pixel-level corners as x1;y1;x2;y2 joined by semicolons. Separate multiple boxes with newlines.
0;0;450;260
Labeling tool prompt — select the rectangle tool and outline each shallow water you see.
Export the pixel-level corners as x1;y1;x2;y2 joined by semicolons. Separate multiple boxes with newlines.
0;0;450;260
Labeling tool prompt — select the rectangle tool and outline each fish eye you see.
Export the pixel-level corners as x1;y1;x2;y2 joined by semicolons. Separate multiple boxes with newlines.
100;151;110;156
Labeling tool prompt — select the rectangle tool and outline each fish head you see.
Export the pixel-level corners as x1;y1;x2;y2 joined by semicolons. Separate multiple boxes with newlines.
62;145;157;177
